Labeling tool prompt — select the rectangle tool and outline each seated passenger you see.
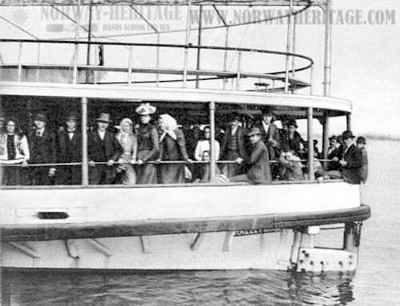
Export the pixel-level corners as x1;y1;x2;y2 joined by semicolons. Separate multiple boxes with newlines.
0;118;29;185
158;114;191;184
27;113;57;185
278;148;304;181
194;126;220;161
230;127;271;184
115;118;137;185
327;135;343;171
88;113;122;185
220;113;247;178
356;136;368;184
326;130;362;184
136;103;159;184
56;113;82;185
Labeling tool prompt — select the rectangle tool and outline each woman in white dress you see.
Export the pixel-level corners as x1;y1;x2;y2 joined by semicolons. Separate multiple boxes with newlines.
115;118;137;185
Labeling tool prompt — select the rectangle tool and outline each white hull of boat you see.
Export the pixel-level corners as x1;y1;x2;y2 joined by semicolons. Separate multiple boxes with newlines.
0;182;368;271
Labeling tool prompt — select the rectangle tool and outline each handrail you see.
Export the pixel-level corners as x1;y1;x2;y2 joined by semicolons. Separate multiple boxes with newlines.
0;158;337;167
0;38;314;76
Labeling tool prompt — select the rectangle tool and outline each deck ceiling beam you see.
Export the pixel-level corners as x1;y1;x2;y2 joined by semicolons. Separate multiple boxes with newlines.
0;1;315;7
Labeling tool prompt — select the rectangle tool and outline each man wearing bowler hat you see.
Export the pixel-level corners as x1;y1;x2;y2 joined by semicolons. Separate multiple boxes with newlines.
88;113;122;184
57;112;82;185
230;127;271;184
339;130;362;184
220;112;247;178
28;113;57;185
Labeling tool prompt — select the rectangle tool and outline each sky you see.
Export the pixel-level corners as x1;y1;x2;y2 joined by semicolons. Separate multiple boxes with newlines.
0;0;399;136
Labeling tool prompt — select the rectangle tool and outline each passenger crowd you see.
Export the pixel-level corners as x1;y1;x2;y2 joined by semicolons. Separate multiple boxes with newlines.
0;104;368;186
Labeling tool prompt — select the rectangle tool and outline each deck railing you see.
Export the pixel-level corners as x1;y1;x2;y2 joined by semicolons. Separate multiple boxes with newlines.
0;38;313;92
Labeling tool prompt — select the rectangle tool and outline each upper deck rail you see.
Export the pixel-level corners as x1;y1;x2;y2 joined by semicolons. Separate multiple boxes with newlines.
0;38;313;92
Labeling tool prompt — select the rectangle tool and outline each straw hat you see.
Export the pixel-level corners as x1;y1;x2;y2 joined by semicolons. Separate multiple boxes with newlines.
136;103;156;116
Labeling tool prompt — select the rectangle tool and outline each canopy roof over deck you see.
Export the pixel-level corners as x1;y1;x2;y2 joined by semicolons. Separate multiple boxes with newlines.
0;0;314;7
0;82;352;119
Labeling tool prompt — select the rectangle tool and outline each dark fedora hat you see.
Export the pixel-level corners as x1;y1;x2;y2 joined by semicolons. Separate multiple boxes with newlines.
66;112;79;121
329;135;337;141
96;113;112;123
342;130;355;140
229;112;241;121
288;118;298;128
34;113;47;123
247;127;262;137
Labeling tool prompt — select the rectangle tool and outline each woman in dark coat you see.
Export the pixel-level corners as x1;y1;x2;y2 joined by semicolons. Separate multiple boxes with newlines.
158;114;191;184
136;103;160;184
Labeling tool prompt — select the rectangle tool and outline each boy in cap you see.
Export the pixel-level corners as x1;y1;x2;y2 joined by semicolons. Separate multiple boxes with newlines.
28;113;57;185
230;127;271;184
88;113;122;184
57;112;82;185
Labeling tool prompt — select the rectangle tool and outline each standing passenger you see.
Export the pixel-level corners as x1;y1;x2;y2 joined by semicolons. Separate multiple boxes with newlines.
0;118;29;185
57;113;82;185
356;136;368;184
88;113;122;184
116;118;137;185
158;114;191;184
339;130;363;184
136;103;159;184
230;127;271;184
28;113;56;185
257;109;280;160
220;113;247;178
327;135;343;171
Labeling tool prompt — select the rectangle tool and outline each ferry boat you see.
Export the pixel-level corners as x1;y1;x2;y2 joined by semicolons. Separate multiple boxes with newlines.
0;0;370;272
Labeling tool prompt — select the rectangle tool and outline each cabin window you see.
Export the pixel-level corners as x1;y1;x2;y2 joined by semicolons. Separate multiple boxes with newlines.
0;95;350;187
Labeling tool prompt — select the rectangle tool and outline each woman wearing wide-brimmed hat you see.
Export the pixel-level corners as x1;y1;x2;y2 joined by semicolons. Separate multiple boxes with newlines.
115;118;137;185
135;103;160;184
158;113;191;184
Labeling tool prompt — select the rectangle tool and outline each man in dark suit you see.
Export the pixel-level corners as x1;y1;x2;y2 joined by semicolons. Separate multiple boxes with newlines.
231;127;271;184
256;108;280;179
326;135;343;171
28;113;57;185
220;113;247;178
257;109;280;160
88;113;122;184
339;130;362;184
57;112;82;185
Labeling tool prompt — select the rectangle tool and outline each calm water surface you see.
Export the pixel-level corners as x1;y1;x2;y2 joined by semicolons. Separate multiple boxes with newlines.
2;139;400;305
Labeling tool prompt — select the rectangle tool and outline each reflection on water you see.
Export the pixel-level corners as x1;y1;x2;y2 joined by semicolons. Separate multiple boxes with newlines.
2;270;356;306
2;139;400;305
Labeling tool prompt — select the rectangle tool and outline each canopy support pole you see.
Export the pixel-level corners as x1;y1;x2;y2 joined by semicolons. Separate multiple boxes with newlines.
85;0;93;83
72;0;81;84
195;5;203;89
209;101;216;183
307;107;315;180
213;5;229;90
81;97;88;186
323;0;332;96
322;114;329;168
183;0;192;88
284;0;293;93
346;113;352;131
